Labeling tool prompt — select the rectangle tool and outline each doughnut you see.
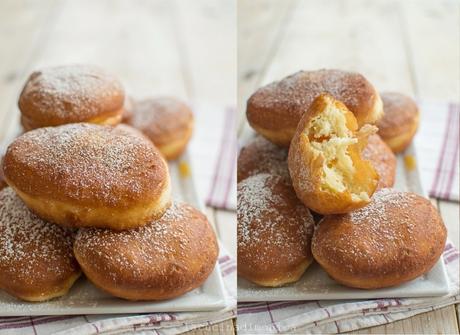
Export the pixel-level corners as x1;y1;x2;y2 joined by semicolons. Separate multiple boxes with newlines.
2;123;171;230
74;202;218;301
237;174;315;287
377;92;420;153
0;188;80;301
127;97;194;160
121;96;134;123
19;65;124;130
288;93;379;215
362;134;397;190
0;157;6;191
237;135;289;183
312;188;447;289
0;176;5;191
247;69;383;146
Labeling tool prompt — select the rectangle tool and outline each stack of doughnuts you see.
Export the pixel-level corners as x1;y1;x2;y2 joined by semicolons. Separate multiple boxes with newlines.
0;64;217;302
18;65;194;160
238;69;445;289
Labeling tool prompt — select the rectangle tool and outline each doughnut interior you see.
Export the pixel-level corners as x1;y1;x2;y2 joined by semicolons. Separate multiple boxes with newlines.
308;99;376;201
288;93;379;214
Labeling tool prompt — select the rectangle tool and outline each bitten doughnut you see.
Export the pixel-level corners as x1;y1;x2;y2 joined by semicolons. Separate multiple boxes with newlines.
312;189;447;289
377;92;420;153
19;65;124;130
127;97;194;160
362;134;397;190
0;188;80;301
237;135;289;183
288;93;379;215
237;174;315;287
74;202;218;301
2;123;171;230
247;69;383;146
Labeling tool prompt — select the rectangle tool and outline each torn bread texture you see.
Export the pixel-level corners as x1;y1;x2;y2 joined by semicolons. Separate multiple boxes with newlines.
288;93;379;214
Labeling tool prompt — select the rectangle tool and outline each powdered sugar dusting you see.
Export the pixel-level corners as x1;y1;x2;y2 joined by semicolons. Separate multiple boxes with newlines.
237;174;314;267
19;64;124;121
250;69;372;122
349;188;414;225
381;92;414;109
4;123;166;206
378;92;418;130
74;202;202;282
314;188;442;275
238;136;290;182
128;97;193;139
0;188;77;282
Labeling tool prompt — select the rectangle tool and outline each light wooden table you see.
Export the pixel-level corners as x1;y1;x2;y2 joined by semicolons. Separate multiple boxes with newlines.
0;0;236;334
238;0;459;333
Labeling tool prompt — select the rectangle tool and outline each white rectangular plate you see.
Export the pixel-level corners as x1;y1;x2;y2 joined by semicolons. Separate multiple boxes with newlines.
0;148;227;315
237;140;450;302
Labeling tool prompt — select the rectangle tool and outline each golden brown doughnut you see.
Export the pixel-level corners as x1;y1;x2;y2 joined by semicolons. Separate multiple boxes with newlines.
121;96;134;123
312;188;447;289
74;202;218;301
362;134;397;190
247;69;383;146
19;65;124;130
2;123;171;230
237;135;289;183
127;97;194;160
377;92;420;153
288;93;379;215
0;187;80;301
237;174;315;287
0;156;6;191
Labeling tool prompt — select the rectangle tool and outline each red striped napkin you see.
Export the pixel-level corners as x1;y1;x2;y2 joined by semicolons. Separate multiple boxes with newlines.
189;104;237;210
415;101;459;201
237;242;459;334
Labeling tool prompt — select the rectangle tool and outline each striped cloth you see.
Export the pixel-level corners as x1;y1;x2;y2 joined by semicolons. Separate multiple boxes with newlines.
0;249;236;335
189;103;237;210
237;242;459;334
415;101;459;201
